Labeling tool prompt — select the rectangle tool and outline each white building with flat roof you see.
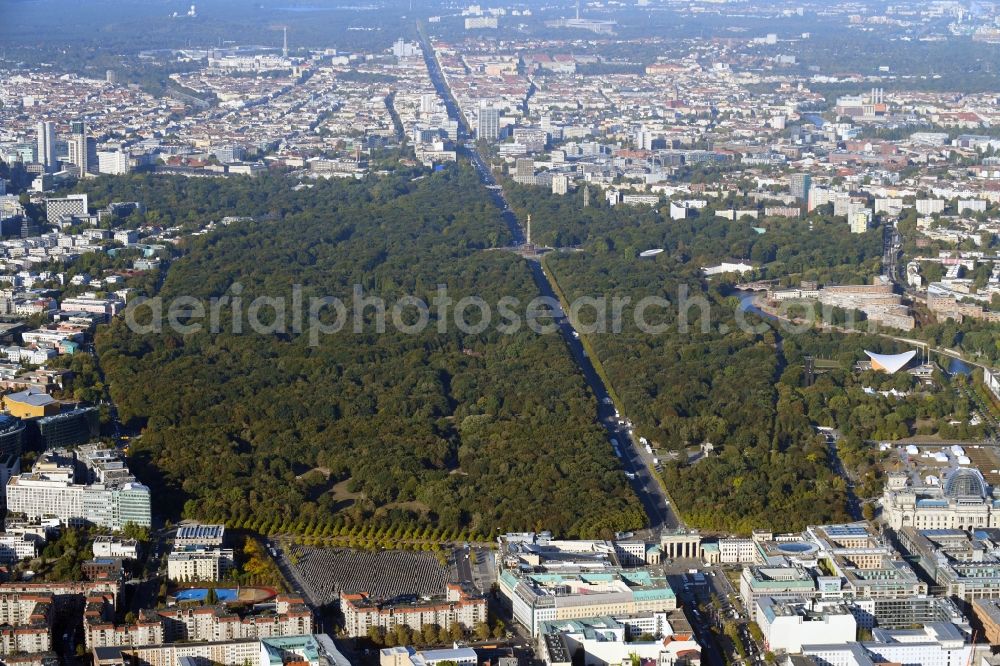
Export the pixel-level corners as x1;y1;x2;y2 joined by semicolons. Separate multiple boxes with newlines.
167;547;234;582
720;538;757;564
0;532;39;564
756;596;856;654
803;622;971;666
6;448;151;530
380;646;477;666
93;536;139;560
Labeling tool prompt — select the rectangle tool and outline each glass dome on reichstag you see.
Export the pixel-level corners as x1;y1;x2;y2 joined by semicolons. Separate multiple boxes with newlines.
943;467;988;499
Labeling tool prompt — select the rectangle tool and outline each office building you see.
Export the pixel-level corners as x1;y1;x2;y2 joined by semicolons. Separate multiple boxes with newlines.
551;174;569;195
800;281;914;331
36;121;56;173
477;101;501;142
515;158;534;180
166;547;235;582
875;198;904;216
0;415;26;458
60;295;125;320
45;194;89;224
803;622;971;666
971;598;1000;645
512;128;548;153
68;122;98;177
97;151;131;175
756;597;856;654
669;200;692;219
851;596;967;631
789;173;811;202
849;209;871;234
34;406;101;449
213;146;246;164
499;569;677;636
465;16;498;29
513;158;537;184
536;615;700;666
340;584;486;638
0;533;39;564
93;536;140;560
622;194;660;207
5;143;37;165
0;452;21;505
538;612;687;643
613;540;648;567
6;445;151;530
380;646;477;666
916;199;946;216
740;566;817;620
897;527;1000;601
392;39;421;59
743;525;935;631
719;538;757;564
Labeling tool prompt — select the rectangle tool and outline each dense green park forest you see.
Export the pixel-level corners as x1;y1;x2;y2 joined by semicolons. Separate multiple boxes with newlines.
504;182;884;284
511;183;979;533
94;168;646;539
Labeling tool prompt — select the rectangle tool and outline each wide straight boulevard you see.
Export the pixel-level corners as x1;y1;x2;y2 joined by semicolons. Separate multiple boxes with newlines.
418;26;680;536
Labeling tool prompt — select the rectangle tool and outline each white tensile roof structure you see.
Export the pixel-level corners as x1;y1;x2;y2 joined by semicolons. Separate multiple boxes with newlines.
865;349;917;374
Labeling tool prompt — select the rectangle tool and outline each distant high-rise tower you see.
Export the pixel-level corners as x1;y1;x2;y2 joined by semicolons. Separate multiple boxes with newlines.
477;100;501;142
68;121;97;177
526;214;532;246
515;158;534;181
283;26;288;59
106;69;117;85
36;121;56;173
552;174;569;196
789;173;811;202
583;185;590;208
419;94;437;114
